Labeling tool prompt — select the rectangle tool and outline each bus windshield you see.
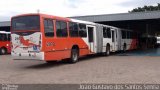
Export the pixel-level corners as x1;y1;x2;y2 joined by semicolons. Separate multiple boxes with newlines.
12;15;40;31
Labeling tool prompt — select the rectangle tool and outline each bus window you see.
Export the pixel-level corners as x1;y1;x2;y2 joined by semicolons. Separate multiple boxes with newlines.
44;19;54;37
12;15;40;31
69;22;78;37
133;32;137;39
127;31;131;39
56;21;68;37
103;27;107;38
130;31;132;39
130;32;132;39
88;27;94;42
103;27;111;38
79;24;87;37
107;28;111;38
7;34;11;41
0;34;7;41
122;30;126;39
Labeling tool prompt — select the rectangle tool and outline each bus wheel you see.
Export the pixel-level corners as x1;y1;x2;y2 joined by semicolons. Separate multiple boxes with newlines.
70;49;79;63
0;48;7;55
105;45;110;56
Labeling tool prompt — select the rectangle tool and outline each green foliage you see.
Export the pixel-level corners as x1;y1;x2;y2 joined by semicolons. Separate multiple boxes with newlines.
129;3;160;12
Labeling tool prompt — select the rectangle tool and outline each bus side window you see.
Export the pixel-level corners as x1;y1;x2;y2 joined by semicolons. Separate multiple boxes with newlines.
0;34;7;41
44;19;54;37
56;21;68;37
103;27;107;38
122;30;126;39
69;22;78;37
0;34;2;41
79;24;87;37
127;31;130;39
103;27;111;38
130;32;132;39
107;28;111;38
7;34;11;41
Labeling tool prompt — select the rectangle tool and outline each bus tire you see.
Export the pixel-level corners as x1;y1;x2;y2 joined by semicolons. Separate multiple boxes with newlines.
69;48;79;63
105;45;110;56
0;48;7;55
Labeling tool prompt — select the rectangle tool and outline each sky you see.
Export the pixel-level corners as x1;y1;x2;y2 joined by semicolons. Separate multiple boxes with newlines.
0;0;160;21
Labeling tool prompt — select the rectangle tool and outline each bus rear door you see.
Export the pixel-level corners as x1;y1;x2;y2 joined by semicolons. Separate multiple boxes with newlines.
87;25;97;53
111;28;118;52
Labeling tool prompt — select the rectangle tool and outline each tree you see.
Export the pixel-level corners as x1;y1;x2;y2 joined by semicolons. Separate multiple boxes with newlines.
129;3;160;13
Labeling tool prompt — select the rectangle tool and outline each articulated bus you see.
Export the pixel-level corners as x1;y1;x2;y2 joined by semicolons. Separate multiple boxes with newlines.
0;31;11;55
11;13;138;63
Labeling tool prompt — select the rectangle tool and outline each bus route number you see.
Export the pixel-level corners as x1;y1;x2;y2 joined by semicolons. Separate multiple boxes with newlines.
46;42;55;46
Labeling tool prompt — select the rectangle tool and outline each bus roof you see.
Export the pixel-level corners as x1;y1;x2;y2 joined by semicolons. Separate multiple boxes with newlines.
70;19;96;25
11;13;71;22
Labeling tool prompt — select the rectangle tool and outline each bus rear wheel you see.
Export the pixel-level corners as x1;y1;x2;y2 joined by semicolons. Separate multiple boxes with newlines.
0;48;7;55
69;49;79;63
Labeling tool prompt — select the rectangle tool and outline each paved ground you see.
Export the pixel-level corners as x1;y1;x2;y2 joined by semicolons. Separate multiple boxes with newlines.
0;54;160;84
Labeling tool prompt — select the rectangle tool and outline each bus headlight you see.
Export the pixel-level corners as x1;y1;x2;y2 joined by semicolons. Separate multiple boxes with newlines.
6;44;9;46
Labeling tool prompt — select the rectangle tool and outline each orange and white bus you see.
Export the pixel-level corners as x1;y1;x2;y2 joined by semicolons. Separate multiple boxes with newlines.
0;31;11;55
11;13;138;63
